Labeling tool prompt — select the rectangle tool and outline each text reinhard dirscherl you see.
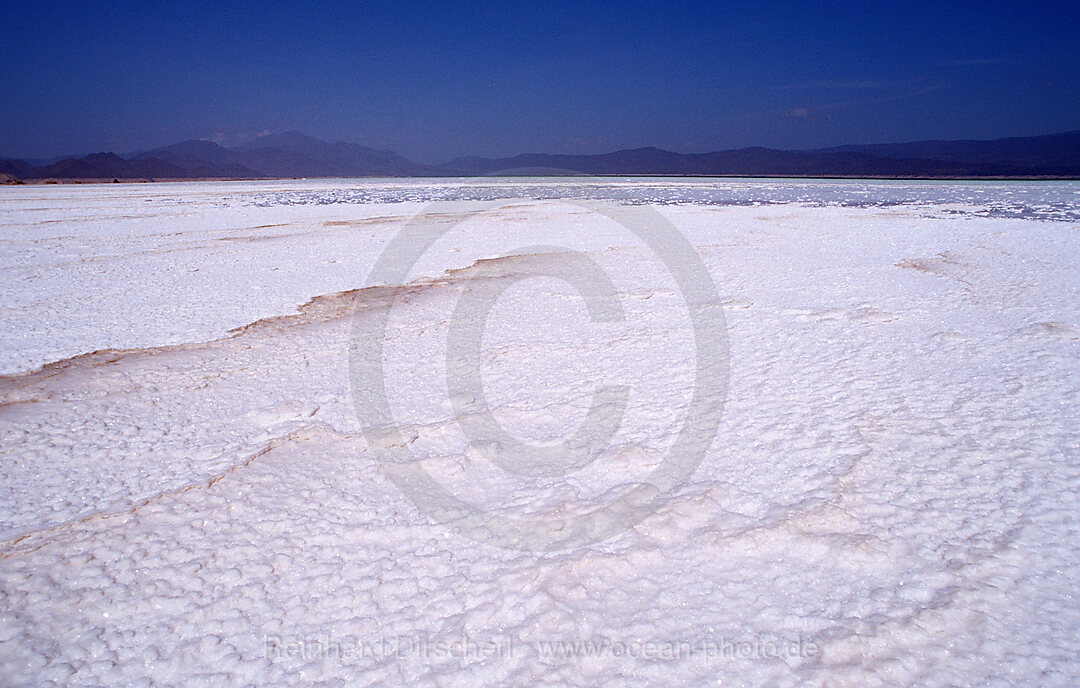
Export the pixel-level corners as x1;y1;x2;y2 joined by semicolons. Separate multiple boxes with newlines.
264;634;819;664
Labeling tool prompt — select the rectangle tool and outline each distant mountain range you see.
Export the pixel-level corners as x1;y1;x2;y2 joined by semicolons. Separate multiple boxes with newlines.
3;130;1079;181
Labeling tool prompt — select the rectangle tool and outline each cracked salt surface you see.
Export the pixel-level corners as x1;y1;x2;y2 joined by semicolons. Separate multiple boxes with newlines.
1;179;1079;686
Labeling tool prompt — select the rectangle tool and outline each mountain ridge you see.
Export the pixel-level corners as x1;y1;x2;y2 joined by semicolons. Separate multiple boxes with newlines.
3;130;1079;181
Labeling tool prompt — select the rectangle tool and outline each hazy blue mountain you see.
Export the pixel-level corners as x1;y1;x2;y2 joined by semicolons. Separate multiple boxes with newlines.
17;153;188;180
234;131;444;177
132;141;258;178
4;129;1078;180
815;130;1080;169
447;135;1080;177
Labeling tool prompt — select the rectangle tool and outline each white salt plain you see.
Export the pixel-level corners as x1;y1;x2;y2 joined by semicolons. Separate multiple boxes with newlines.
0;179;1078;686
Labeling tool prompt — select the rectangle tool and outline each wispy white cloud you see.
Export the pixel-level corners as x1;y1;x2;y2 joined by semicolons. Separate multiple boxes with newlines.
939;57;1024;67
202;130;274;147
551;136;615;155
775;80;888;90
778;80;949;122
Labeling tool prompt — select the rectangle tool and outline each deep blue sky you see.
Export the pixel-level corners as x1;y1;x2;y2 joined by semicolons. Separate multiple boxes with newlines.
3;0;1078;162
